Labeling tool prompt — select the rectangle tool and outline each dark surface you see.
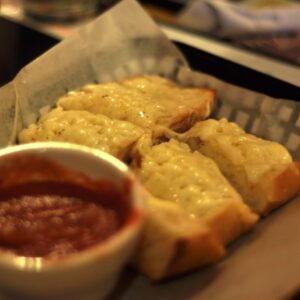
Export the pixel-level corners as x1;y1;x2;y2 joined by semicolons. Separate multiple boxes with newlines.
0;17;58;87
0;17;298;100
177;41;300;100
140;0;186;12
141;0;300;70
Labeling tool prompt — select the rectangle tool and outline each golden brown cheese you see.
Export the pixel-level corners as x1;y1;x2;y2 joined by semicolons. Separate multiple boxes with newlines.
133;139;258;245
185;118;292;183
18;108;144;160
184;118;298;214
57;76;215;134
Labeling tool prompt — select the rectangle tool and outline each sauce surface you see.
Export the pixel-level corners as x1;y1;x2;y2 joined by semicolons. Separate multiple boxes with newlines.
0;154;132;259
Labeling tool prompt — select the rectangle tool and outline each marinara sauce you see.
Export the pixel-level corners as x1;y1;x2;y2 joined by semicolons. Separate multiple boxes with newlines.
0;153;133;258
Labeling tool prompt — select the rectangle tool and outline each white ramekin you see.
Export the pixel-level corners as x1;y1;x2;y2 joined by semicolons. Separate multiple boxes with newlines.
0;142;146;300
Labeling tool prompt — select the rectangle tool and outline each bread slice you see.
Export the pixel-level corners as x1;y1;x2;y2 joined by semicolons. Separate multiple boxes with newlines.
132;139;258;246
18;108;144;161
132;194;225;281
183;118;300;215
57;75;216;136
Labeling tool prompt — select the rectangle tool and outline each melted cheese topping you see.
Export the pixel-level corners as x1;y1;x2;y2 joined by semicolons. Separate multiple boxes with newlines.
146;195;207;235
57;76;214;130
137;139;240;218
18;108;144;159
186;119;292;183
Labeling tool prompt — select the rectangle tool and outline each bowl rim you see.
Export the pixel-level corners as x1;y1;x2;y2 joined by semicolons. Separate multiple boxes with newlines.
0;142;146;273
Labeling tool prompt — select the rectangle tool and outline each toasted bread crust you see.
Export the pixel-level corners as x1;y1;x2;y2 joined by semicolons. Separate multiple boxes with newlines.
204;201;258;245
260;161;300;215
133;197;225;281
163;230;224;279
135;228;225;281
169;89;216;133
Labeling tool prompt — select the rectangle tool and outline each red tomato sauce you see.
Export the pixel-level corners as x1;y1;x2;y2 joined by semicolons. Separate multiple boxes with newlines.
0;153;133;259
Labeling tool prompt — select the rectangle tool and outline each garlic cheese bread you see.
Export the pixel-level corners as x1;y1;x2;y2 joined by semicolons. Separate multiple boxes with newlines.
183;119;300;215
57;76;215;135
132;139;258;245
17;75;300;281
18;108;144;161
133;195;225;280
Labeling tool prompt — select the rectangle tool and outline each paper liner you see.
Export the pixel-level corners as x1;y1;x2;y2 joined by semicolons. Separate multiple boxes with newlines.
11;0;186;135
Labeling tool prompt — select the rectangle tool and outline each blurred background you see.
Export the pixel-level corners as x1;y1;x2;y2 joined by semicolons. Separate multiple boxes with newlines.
1;0;299;66
141;0;300;66
140;0;300;66
0;0;299;90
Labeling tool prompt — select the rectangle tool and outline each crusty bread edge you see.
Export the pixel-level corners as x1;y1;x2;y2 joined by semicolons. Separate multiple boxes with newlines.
134;224;225;281
204;200;259;246
170;89;217;133
131;192;225;281
161;228;225;280
261;161;300;215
